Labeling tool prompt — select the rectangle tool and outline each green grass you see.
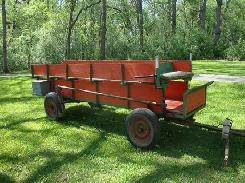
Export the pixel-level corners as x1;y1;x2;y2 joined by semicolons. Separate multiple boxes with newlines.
0;77;245;182
193;60;245;76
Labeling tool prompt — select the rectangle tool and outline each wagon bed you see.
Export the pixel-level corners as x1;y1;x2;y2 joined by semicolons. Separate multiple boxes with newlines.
32;60;211;120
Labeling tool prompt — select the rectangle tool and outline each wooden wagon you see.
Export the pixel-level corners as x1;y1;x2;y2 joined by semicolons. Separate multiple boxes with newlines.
31;59;244;164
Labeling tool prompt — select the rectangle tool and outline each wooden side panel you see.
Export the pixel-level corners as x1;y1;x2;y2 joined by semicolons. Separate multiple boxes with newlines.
165;81;188;101
74;80;96;101
53;80;72;97
49;64;66;78
68;64;90;78
99;81;128;106
33;64;46;76
186;88;206;113
93;64;121;80
63;60;192;73
124;64;155;82
169;60;192;72
130;84;162;104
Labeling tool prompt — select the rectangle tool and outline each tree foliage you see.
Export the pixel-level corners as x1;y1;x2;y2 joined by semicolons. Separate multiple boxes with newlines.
1;0;245;71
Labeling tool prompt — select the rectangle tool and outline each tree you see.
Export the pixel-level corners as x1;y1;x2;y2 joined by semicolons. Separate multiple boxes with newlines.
65;0;101;59
172;0;177;34
136;0;144;52
65;0;76;59
214;0;223;46
198;0;207;30
2;0;9;73
99;0;107;59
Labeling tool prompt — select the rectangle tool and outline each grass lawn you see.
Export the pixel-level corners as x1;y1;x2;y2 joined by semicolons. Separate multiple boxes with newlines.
0;77;245;182
193;60;245;76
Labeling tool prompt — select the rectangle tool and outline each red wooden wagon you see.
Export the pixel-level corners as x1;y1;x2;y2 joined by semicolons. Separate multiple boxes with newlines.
31;59;244;164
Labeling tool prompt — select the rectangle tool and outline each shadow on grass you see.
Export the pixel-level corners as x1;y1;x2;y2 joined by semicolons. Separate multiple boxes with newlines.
25;131;107;182
0;117;45;130
59;104;245;168
3;104;243;182
0;96;38;105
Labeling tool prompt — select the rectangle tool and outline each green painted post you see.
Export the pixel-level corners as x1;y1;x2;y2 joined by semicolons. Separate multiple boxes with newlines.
31;65;34;78
127;84;131;109
66;64;69;80
46;64;49;80
90;64;93;82
121;64;125;85
72;79;75;98
95;81;100;105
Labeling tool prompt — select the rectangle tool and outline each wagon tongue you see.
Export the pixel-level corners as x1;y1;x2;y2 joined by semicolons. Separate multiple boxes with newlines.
222;119;232;166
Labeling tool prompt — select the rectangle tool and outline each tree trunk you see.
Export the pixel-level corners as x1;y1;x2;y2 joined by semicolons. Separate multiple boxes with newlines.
65;0;76;59
47;0;50;10
136;0;144;52
198;0;207;30
2;0;8;73
171;0;177;34
99;0;107;60
168;0;172;24
214;0;222;46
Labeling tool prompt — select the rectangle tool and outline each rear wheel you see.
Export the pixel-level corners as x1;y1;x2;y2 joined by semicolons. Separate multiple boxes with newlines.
44;92;65;120
125;108;160;149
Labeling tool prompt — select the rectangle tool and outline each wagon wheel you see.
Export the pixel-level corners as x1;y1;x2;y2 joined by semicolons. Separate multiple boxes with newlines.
44;92;65;120
125;108;160;149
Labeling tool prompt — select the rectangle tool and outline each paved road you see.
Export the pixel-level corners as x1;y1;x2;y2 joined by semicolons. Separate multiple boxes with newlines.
0;73;31;77
193;74;245;83
1;73;245;83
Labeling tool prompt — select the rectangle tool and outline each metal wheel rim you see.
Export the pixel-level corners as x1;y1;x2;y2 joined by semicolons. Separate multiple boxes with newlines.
128;116;153;147
46;99;57;118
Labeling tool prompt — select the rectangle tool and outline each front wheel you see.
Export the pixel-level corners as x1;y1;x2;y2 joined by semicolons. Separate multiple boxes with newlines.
125;108;160;149
44;92;65;120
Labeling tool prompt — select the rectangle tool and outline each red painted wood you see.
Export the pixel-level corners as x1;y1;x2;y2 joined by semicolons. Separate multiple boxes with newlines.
165;100;183;111
54;80;72;97
49;64;66;78
93;64;121;80
33;60;192;113
68;64;90;78
99;81;128;106
124;64;155;82
165;81;188;101
33;64;46;76
74;80;96;101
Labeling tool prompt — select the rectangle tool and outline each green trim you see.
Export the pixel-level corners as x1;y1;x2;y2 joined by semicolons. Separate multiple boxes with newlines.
31;65;34;78
63;96;130;109
121;64;125;85
127;84;131;108
185;81;214;95
183;81;213;118
46;64;49;80
90;64;93;82
95;81;100;105
66;64;69;80
71;79;75;98
63;96;166;116
161;84;167;114
186;105;205;118
59;85;160;106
